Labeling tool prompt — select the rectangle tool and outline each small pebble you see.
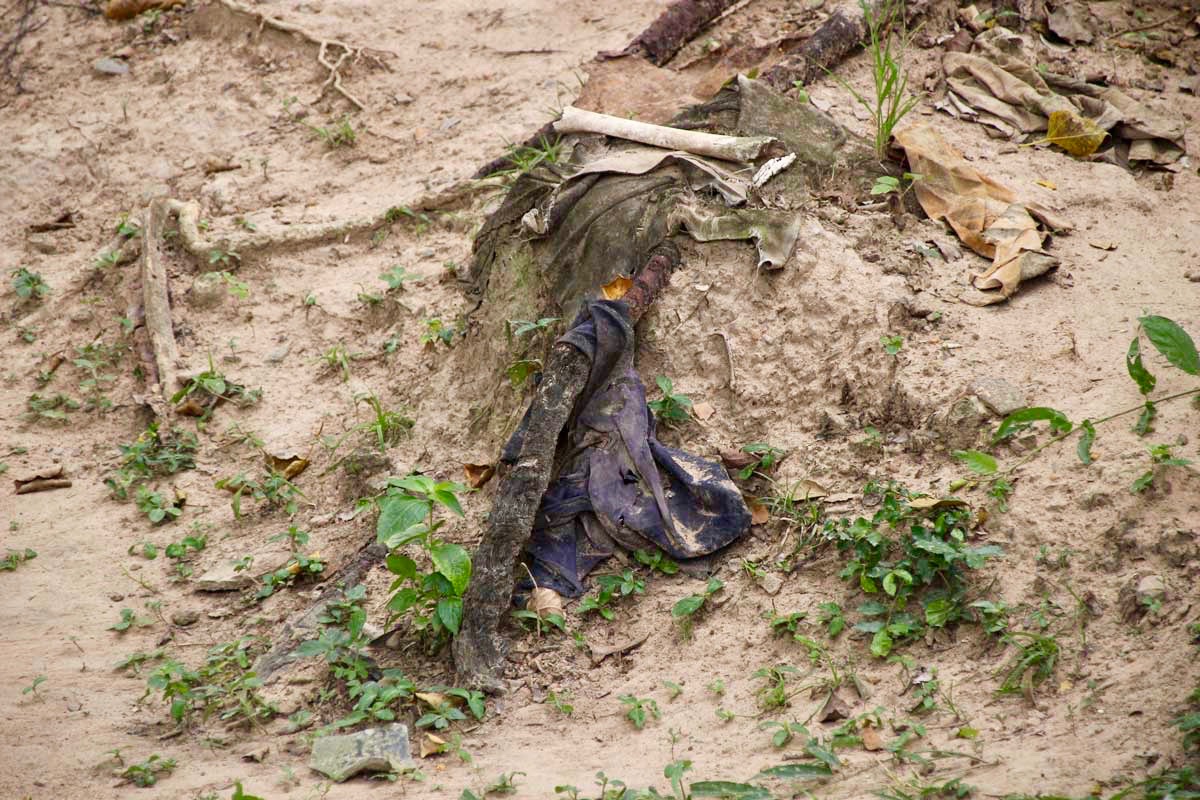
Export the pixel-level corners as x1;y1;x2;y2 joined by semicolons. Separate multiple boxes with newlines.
171;609;200;627
92;57;129;76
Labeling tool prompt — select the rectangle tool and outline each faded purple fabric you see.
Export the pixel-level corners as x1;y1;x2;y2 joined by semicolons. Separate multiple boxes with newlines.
504;300;751;596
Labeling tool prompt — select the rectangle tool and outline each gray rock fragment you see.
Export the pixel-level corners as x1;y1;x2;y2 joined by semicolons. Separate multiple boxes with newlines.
93;57;130;75
971;376;1026;417
309;724;414;781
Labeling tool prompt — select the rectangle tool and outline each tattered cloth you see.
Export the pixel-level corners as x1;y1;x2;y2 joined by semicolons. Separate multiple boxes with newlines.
503;300;751;596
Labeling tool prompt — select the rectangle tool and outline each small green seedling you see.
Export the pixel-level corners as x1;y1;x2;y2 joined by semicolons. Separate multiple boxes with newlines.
505;317;559;342
110;607;154;633
871;172;922;197
120;754;177;787
671;577;724;635
547;690;574;715
11;267;50;301
578;569;645;621
753;664;801;710
380;266;422;290
662;680;683;700
648;376;693;427
619;694;660;730
420;318;456;348
880;334;904;355
737;442;786;480
512;608;567;636
135;486;182;524
1;548;37;571
22;674;47;700
634;548;679;575
306;115;357;148
997;631;1059;697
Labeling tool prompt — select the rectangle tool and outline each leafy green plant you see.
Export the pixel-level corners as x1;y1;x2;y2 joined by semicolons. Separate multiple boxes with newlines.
579;569;645;621
306;115;357;147
106;423;197;500
115;649;165;675
880;334;904;355
491;135;564;178
215;470;303;518
505;316;559;342
110;607;154;633
208;248;241;268
170;358;261;408
977;315;1198;496
671;577;724;636
21;674;46;699
24;392;80;423
828;0;921;160
619;694;660;730
380;265;422;291
634;548;679;575
512;607;567;636
818;602;846;637
506;358;542;389
736;442;785;480
547;690;574;715
376;475;473;649
317;345;357;382
753;664;801;710
420;318;456;347
996;631;1059;698
143;637;275;727
871;172;922;198
820;482;1003;658
1;548;37;571
120;754;177;787
355;392;414;451
73;339;127;411
210;270;249;299
135;485;183;524
11;267;50;301
256;553;326;600
649;376;693;427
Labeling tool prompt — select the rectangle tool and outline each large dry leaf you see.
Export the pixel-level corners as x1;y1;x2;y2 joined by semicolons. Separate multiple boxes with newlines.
1044;110;1107;157
601;276;633;300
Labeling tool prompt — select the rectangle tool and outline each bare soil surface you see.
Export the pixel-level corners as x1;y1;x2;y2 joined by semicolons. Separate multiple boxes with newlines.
2;1;1198;799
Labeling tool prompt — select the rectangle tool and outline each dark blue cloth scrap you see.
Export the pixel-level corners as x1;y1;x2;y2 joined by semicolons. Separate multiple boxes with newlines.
510;299;751;597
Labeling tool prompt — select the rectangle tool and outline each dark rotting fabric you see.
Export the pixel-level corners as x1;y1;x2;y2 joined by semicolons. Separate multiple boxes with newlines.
504;299;751;597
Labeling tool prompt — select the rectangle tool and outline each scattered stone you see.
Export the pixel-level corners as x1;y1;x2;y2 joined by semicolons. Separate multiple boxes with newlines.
997;142;1019;155
92;57;129;76
816;691;852;722
971;376;1026;417
195;550;291;591
109;593;125;602
930;395;988;450
758;574;783;595
1135;575;1167;606
189;272;228;309
1047;4;1094;44
394;92;414;105
309;724;414;782
265;342;292;364
171;609;200;627
1185;269;1200;283
27;233;58;254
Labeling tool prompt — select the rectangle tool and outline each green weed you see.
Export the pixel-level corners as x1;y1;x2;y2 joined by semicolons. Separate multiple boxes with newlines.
671;577;724;637
376;475;473;650
306;115;357;148
579;569;645;621
828;0;921;160
619;694;660;730
649;376;693;427
996;631;1059;698
120;754;177;787
11;267;49;301
1;548;37;571
215;470;303;518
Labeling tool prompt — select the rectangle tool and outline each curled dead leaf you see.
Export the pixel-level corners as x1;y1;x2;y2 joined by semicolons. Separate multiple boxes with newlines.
14;464;72;494
600;275;633;300
265;450;309;480
790;479;828;500
526;587;564;619
749;501;769;526
816;691;851;722
908;496;969;511
419;732;445;758
463;463;495;489
720;449;756;471
415;691;450;709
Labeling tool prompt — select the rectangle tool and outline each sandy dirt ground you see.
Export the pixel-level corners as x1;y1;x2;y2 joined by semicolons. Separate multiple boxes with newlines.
1;0;1198;798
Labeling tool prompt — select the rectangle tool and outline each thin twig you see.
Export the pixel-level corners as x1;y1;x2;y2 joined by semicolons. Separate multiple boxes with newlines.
1107;10;1184;40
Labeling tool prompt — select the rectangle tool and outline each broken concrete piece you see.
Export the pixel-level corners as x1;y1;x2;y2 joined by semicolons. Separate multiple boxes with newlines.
309;723;414;781
971;376;1026;417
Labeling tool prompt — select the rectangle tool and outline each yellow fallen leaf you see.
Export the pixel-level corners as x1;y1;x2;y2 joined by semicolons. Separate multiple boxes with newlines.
1045;109;1107;157
749;501;769;525
1036;179;1056;190
420;733;445;758
601;275;632;300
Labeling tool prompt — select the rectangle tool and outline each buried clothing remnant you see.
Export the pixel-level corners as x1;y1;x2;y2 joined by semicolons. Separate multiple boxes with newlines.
504;300;751;596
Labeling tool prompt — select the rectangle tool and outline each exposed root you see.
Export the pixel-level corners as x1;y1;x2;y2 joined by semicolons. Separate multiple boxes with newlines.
215;0;394;110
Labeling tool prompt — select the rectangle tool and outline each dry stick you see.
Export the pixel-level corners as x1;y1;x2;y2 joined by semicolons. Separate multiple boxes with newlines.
601;0;744;66
214;0;395;110
141;198;181;415
761;4;868;90
452;241;680;690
